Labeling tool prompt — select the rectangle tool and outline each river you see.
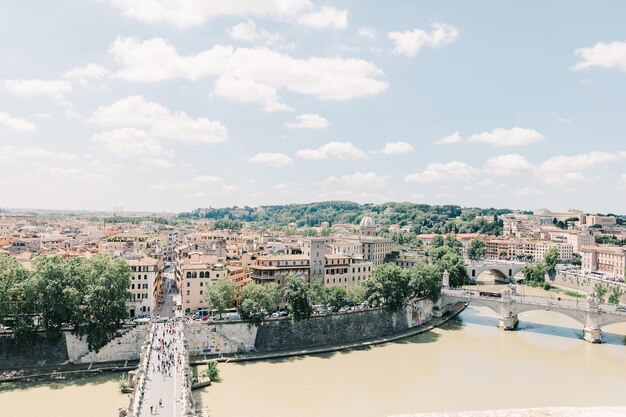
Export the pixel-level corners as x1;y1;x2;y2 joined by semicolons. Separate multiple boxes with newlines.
2;283;626;417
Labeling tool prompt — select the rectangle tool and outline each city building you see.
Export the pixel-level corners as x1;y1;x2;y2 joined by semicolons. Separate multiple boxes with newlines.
581;245;626;280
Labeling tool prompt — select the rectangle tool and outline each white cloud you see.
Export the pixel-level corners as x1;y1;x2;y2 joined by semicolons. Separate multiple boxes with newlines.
213;76;293;112
0;145;77;162
227;20;281;43
285;113;328;129
467;127;543;147
109;37;388;101
435;131;463;145
249;152;293;167
33;164;107;184
557;116;572;124
296;141;367;160
388;23;459;57
404;161;478;183
573;41;626;72
63;64;111;85
1;79;72;101
514;187;545;197
91;95;228;144
93;127;168;156
297;6;348;30
106;0;315;28
483;154;533;176
621;174;626;185
357;27;377;39
536;151;626;186
0;112;37;133
193;175;223;184
376;141;414;155
323;171;390;188
141;158;175;168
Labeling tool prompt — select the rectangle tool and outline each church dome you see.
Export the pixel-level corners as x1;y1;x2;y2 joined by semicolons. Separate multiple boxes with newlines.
359;216;375;228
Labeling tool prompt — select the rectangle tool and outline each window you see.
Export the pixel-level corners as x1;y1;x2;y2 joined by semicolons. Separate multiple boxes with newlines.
199;290;203;295
144;274;147;280
186;272;191;279
192;272;197;278
187;282;190;287
186;290;190;296
200;271;205;278
200;282;203;287
131;284;135;289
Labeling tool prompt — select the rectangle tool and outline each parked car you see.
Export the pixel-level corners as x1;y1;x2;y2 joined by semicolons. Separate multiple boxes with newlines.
616;306;626;312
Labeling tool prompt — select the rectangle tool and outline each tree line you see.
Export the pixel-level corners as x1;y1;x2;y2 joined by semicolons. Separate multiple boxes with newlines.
205;260;450;324
0;254;131;350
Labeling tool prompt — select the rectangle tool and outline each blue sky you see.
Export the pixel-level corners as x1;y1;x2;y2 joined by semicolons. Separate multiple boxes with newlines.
0;0;625;213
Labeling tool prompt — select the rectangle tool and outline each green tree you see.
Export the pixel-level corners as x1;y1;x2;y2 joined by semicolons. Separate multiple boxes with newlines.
284;275;313;320
543;247;560;274
593;282;608;303
205;361;220;380
205;279;238;318
363;264;410;310
571;253;582;266
325;286;348;312
345;284;366;305
523;264;546;286
467;239;486;261
434;252;467;287
607;286;623;305
72;256;132;351
409;263;442;303
431;235;444;248
238;283;279;324
0;255;30;327
307;279;327;306
31;256;83;341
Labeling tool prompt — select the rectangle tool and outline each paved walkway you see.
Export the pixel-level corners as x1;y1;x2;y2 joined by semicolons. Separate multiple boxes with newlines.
141;322;184;417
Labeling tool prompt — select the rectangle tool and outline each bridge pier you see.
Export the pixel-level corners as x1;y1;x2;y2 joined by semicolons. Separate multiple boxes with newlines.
583;327;601;343
499;314;518;330
583;293;602;343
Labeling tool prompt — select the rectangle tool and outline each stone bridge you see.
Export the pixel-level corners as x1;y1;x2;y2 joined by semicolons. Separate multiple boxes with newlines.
441;286;626;343
465;261;526;283
121;321;196;417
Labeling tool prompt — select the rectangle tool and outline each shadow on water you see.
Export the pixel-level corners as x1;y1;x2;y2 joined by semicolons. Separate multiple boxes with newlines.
460;309;626;346
0;372;120;393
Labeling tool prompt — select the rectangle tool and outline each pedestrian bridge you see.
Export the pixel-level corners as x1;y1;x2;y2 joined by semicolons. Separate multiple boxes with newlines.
441;287;626;343
121;321;196;417
465;261;526;283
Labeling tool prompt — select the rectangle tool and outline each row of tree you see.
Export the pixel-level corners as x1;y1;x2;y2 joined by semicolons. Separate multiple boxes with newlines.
0;254;131;350
179;201;507;235
205;261;448;324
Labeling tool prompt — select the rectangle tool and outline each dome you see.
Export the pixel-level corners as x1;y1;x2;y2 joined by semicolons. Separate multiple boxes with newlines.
359;216;375;228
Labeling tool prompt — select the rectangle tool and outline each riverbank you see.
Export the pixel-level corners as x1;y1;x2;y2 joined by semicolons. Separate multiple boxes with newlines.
191;301;467;365
1;302;466;384
0;360;138;383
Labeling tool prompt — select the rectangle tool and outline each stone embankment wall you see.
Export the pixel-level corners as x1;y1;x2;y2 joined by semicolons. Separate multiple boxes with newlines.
187;298;433;355
3;299;434;369
185;321;257;356
0;333;68;370
552;271;626;303
65;324;149;364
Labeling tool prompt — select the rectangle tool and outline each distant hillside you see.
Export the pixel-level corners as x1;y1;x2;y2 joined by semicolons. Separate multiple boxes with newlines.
178;201;511;235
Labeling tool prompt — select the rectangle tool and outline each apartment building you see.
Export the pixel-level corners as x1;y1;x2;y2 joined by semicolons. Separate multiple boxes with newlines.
175;252;227;313
581;245;626;280
126;256;160;318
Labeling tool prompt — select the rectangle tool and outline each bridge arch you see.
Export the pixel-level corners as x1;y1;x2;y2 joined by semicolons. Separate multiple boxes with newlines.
467;263;525;284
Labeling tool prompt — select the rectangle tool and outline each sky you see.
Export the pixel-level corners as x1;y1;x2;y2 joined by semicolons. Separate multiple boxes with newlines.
0;0;625;214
